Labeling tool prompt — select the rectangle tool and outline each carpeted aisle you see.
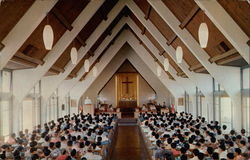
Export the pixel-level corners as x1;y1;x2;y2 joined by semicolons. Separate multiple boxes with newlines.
110;126;150;160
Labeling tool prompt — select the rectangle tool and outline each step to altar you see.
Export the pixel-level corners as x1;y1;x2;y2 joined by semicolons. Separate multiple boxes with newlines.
117;118;138;126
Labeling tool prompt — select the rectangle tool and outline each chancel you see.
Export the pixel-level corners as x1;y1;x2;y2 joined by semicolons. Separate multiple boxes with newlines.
0;0;249;160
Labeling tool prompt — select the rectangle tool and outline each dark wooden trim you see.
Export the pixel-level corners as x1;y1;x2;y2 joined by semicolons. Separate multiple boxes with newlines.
69;73;77;78
51;65;65;73
177;72;185;77
144;5;152;20
0;42;5;51
11;56;37;67
15;52;44;65
89;50;94;57
209;48;238;63
49;68;60;75
51;7;73;31
247;40;250;46
217;55;242;65
179;5;200;29
166;34;177;45
76;35;86;47
159;50;165;56
141;27;146;35
194;67;206;73
189;63;203;71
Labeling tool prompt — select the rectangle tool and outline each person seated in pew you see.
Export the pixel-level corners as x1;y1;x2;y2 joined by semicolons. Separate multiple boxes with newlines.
0;113;116;160
149;104;156;111
107;104;114;112
139;112;250;160
142;104;148;112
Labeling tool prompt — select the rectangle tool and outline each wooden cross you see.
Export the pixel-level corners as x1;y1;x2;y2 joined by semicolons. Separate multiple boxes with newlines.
122;76;133;93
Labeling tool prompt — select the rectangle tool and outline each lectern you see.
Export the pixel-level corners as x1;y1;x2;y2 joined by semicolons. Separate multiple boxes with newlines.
82;97;94;116
82;104;94;116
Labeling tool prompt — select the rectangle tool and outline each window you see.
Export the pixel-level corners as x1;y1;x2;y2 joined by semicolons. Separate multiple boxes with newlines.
220;97;232;131
22;98;34;132
213;79;232;130
21;81;41;131
1;71;11;93
242;67;250;134
48;91;58;121
0;70;12;139
0;101;10;137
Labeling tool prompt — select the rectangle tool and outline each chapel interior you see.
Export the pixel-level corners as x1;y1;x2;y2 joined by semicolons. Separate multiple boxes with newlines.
0;0;249;160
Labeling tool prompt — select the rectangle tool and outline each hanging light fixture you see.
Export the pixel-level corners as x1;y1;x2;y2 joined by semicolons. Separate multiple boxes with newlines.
84;59;90;72
70;47;78;65
198;11;209;48
176;46;183;64
163;58;169;71
93;66;98;77
43;15;54;50
157;65;162;77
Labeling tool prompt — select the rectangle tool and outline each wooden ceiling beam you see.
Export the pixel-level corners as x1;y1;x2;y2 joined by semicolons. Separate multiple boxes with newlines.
49;68;60;75
179;5;200;29
159;49;165;56
76;35;86;47
141;27;146;35
51;7;73;31
217;55;242;65
51;65;65;73
51;7;89;50
0;42;4;51
194;67;206;73
15;52;44;65
10;56;37;68
166;34;177;45
209;48;238;63
100;8;108;21
189;63;203;71
69;73;77;78
22;44;38;55
88;50;94;57
144;5;152;20
177;72;185;77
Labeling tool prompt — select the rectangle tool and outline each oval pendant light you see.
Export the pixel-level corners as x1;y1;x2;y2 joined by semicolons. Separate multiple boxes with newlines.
157;65;162;77
198;22;209;48
70;47;78;65
176;46;183;64
43;25;54;50
164;58;169;71
93;66;98;77
84;59;90;72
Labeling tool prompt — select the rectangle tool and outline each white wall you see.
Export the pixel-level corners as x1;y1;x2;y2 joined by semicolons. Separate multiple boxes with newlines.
97;74;156;107
81;44;174;107
138;75;156;106
98;76;116;106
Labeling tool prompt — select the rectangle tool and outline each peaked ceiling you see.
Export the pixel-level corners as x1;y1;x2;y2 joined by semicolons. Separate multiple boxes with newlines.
0;0;249;82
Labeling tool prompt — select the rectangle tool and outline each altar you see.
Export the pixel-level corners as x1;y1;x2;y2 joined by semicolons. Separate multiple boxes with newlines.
119;100;137;108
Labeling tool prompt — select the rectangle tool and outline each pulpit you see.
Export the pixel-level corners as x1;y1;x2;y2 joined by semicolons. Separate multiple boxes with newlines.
82;97;94;116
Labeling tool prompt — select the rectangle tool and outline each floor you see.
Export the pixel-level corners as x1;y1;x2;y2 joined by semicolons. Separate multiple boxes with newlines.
110;126;150;160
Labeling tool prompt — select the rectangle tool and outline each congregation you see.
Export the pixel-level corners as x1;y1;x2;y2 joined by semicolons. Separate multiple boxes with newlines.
0;113;117;160
139;112;250;160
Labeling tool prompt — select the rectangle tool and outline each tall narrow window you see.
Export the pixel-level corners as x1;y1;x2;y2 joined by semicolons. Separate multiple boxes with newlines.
22;98;34;132
1;101;10;138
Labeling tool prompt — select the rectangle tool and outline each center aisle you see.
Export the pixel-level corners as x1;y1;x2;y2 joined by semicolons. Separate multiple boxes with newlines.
110;125;150;160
